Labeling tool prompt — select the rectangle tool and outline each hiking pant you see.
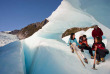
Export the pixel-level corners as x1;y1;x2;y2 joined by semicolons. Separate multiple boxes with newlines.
79;45;93;56
71;43;85;59
96;49;109;61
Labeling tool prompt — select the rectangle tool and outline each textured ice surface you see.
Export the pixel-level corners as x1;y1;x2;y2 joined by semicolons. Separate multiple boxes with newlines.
0;32;18;47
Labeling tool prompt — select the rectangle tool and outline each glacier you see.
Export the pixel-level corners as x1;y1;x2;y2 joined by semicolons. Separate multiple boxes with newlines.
0;0;110;74
0;32;18;47
0;41;25;74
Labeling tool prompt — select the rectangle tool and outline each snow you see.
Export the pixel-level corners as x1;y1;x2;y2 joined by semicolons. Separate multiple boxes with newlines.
0;0;110;74
0;32;19;47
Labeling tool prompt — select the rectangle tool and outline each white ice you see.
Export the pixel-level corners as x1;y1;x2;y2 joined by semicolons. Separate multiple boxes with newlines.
0;32;18;47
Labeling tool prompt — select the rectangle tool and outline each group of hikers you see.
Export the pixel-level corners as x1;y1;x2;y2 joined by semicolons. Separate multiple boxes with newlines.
68;25;109;65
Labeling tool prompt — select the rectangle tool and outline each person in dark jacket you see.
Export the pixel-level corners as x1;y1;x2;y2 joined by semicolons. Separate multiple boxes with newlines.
92;37;109;65
79;35;93;59
92;25;103;40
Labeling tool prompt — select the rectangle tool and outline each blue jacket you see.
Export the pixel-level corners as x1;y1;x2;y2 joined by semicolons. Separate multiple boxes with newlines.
67;38;81;46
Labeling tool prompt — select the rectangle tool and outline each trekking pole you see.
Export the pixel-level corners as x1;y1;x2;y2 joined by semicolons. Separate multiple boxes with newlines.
78;50;85;58
71;45;85;67
78;50;88;64
92;47;97;70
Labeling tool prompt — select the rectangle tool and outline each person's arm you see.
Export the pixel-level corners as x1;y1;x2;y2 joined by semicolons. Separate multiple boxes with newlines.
79;42;82;45
92;30;95;38
75;39;81;46
102;42;105;48
95;45;97;51
67;38;71;46
86;41;89;47
99;28;103;36
92;43;95;50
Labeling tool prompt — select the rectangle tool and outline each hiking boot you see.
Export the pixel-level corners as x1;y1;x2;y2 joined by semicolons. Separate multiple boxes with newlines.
91;56;94;59
96;61;100;65
101;58;105;62
72;49;74;53
84;58;88;64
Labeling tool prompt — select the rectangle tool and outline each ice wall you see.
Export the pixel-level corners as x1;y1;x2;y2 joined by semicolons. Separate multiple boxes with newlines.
0;41;25;74
22;0;110;74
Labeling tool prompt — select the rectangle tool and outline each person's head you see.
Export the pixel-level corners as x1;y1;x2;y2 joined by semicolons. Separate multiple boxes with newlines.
82;35;87;40
94;25;98;30
70;33;75;40
94;37;101;43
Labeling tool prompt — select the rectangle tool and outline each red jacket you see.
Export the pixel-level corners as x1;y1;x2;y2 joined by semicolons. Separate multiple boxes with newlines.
92;43;105;50
79;39;89;47
92;27;103;39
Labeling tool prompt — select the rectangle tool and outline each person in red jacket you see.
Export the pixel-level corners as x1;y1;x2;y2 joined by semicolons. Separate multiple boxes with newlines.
79;35;93;59
92;25;103;40
92;37;109;65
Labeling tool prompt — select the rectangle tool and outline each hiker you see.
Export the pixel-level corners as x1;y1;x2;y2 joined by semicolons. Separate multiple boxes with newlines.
79;35;94;59
67;33;88;63
67;33;80;53
92;25;103;40
92;37;109;65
